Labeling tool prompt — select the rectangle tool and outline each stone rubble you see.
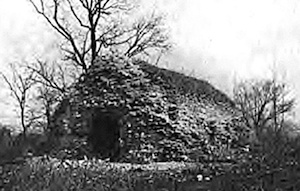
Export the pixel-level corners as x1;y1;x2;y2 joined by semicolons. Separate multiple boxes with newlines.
52;54;243;163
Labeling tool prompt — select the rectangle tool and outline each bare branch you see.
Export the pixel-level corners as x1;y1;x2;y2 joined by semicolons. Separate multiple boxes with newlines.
67;0;90;29
234;78;295;142
29;0;171;72
34;62;66;93
1;63;36;135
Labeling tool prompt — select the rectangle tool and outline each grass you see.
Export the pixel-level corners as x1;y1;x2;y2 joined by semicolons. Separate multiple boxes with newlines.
2;127;300;191
2;151;300;191
2;121;300;190
2;132;300;191
1;156;202;191
0;146;300;191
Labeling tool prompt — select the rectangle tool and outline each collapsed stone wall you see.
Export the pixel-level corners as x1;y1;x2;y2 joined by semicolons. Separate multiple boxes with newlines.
57;54;241;163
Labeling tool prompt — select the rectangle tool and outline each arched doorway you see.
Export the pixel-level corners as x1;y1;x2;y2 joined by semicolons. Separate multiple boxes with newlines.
88;109;123;160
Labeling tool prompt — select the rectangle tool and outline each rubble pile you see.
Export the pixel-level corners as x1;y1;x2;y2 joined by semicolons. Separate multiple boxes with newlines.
55;54;242;163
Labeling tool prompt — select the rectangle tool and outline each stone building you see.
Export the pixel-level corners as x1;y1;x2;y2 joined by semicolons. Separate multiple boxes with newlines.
51;54;242;163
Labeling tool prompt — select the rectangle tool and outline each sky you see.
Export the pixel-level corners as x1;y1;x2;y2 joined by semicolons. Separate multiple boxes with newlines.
1;0;300;124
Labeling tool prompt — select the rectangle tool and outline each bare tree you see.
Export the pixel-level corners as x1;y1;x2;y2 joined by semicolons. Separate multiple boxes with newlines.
119;13;170;58
26;60;72;94
26;60;73;129
1;64;36;136
28;0;171;72
233;78;295;141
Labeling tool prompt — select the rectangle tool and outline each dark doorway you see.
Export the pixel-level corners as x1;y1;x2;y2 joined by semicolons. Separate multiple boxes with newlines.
88;109;122;160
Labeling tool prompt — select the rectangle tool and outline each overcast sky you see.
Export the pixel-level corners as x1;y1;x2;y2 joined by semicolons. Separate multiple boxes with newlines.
1;0;300;125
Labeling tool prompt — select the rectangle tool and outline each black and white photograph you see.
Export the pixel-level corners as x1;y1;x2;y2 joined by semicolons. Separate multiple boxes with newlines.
1;0;300;190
